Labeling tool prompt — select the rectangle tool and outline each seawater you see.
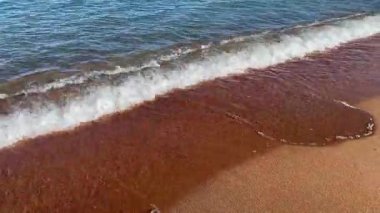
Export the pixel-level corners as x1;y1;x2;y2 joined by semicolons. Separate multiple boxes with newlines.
0;0;379;147
0;0;378;79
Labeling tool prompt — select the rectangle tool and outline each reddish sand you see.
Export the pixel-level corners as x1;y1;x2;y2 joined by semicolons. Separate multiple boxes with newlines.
0;36;379;212
171;97;380;212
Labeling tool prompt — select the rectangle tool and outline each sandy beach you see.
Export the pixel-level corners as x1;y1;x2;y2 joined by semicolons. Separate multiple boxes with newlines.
172;97;380;212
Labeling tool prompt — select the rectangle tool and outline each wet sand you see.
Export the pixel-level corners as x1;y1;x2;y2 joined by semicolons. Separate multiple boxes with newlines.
172;97;380;212
0;36;379;212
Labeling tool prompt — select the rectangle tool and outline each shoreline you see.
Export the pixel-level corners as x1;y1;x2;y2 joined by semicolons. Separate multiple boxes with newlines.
1;16;380;147
0;35;379;212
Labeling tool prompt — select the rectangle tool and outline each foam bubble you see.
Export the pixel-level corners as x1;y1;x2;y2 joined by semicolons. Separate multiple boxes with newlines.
0;15;379;148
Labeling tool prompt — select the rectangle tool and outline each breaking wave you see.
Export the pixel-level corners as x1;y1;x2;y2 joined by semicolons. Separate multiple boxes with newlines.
0;14;379;148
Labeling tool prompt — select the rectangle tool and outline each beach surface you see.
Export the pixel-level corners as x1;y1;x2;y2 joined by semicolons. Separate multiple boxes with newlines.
172;97;380;212
0;35;379;212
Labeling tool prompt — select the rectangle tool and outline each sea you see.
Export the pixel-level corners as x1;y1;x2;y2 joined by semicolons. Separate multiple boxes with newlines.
0;0;379;147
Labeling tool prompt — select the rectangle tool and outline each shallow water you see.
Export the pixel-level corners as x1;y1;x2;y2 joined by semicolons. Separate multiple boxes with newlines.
0;0;378;79
0;1;379;147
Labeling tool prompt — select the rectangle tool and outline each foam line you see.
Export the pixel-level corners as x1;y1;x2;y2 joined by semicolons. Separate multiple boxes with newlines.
0;15;379;148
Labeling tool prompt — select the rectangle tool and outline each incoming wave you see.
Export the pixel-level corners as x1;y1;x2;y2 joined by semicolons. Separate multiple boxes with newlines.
0;13;370;100
0;14;379;148
0;13;371;99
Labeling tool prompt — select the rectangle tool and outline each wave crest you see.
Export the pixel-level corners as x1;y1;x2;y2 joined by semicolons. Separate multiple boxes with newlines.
0;14;379;148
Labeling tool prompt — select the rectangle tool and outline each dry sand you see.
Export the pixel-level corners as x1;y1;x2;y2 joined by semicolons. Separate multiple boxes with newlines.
171;97;380;212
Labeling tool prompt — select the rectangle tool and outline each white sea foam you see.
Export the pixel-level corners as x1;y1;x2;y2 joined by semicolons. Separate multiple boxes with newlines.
0;15;379;148
2;63;158;99
0;93;8;99
0;49;198;100
335;100;358;109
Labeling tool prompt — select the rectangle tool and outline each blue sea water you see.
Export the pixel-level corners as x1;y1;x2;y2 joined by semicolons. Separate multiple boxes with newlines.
0;0;379;80
0;0;379;146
